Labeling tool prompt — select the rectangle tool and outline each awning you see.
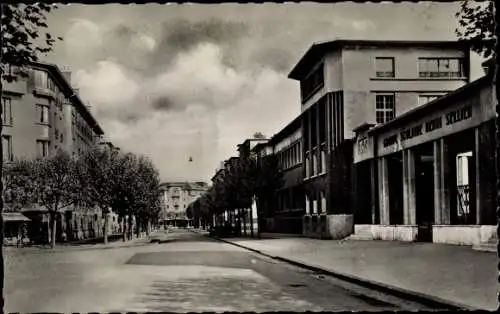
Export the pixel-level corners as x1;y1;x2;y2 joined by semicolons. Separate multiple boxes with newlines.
3;212;31;222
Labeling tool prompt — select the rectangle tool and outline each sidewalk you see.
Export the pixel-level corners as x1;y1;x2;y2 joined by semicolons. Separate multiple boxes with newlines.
5;230;163;254
210;235;497;311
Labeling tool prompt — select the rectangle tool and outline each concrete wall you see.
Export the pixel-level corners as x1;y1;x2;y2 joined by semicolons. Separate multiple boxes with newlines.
433;225;497;246
341;46;469;140
353;224;418;241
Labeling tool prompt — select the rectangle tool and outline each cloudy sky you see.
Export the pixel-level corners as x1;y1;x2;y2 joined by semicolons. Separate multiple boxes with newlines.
41;2;485;183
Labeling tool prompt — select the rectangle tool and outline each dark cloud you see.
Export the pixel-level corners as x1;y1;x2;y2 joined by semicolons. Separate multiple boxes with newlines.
151;96;179;111
249;47;296;73
149;18;249;72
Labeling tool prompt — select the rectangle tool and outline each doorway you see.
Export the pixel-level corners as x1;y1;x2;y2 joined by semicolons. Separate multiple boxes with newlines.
387;152;404;225
414;143;435;242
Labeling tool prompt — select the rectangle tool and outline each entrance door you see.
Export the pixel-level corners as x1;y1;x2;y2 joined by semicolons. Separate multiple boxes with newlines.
415;146;435;242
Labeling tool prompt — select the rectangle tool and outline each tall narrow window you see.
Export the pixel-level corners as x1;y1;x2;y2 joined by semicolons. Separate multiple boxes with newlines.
36;104;50;124
375;94;395;124
2;136;12;162
375;57;395;77
2;97;12;126
305;153;310;178
36;140;50;157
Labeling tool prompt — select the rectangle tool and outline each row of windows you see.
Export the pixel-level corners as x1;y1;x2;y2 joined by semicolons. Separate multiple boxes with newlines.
375;57;465;78
374;93;446;124
277;141;302;170
1;136;50;162
305;190;327;215
304;145;327;178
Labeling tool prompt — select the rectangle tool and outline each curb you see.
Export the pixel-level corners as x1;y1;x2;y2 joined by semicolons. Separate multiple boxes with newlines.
208;235;477;311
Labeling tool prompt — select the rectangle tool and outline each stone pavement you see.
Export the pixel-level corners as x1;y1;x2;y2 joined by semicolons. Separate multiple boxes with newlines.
208;235;498;311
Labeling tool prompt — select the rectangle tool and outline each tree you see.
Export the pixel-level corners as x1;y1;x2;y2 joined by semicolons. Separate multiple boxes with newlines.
31;150;78;248
455;0;495;58
1;3;62;310
3;159;35;213
253;132;266;139
76;147;120;245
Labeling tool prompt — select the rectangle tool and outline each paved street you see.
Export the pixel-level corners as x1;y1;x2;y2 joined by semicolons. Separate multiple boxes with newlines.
6;228;441;312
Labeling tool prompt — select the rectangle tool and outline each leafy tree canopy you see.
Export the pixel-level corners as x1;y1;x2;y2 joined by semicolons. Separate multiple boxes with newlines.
455;0;495;58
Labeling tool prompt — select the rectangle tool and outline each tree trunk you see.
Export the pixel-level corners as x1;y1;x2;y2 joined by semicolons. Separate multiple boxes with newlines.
51;212;57;248
135;215;140;238
103;210;109;245
121;217;127;242
128;215;133;240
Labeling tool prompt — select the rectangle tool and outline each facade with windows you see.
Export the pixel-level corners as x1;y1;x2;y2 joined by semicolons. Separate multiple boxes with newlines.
287;40;471;239
251;116;305;234
351;72;496;246
1;62;104;162
1;62;105;244
160;182;209;227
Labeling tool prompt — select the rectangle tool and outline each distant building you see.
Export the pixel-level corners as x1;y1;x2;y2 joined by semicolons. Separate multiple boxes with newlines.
160;181;209;227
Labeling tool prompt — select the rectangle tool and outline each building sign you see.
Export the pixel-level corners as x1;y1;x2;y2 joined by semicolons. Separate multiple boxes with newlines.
378;104;478;156
354;133;374;163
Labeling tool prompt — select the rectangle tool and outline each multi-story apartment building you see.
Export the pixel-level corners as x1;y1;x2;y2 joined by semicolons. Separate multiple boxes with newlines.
1;62;105;244
160;181;209;227
287;40;472;239
1;61;104;162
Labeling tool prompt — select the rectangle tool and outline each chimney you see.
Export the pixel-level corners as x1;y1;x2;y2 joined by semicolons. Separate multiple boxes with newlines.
74;88;79;96
61;69;72;84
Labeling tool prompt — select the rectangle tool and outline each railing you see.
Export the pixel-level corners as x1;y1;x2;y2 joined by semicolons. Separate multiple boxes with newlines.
457;184;470;223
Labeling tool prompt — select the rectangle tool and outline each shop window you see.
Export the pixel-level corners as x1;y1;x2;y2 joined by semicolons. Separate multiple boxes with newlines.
456;151;472;219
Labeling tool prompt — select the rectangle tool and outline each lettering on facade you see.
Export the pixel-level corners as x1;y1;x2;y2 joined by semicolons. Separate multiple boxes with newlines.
383;134;398;147
382;105;473;148
357;136;368;154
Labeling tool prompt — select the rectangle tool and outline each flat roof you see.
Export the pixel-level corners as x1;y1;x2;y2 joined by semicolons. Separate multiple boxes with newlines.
288;39;472;81
367;73;493;135
30;61;105;135
268;113;302;145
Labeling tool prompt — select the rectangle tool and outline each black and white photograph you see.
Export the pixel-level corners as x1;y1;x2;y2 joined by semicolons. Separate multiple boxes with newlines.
0;1;497;313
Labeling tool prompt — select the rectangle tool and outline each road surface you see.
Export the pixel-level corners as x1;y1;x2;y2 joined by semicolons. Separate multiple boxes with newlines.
5;228;440;312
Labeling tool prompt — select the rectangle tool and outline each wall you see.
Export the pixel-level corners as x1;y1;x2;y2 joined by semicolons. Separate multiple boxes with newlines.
374;82;493;157
341;46;469;140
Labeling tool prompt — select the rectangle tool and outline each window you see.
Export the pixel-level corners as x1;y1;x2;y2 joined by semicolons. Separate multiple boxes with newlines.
300;63;325;102
305;153;310;178
33;70;48;89
375;57;395;77
418;95;443;106
419;58;464;78
2;136;12;162
312;150;318;175
36;140;50;157
375;94;395;124
36;104;50;124
2;97;12;126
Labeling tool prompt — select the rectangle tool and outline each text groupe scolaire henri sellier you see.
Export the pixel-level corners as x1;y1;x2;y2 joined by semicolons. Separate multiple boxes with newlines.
383;105;473;148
